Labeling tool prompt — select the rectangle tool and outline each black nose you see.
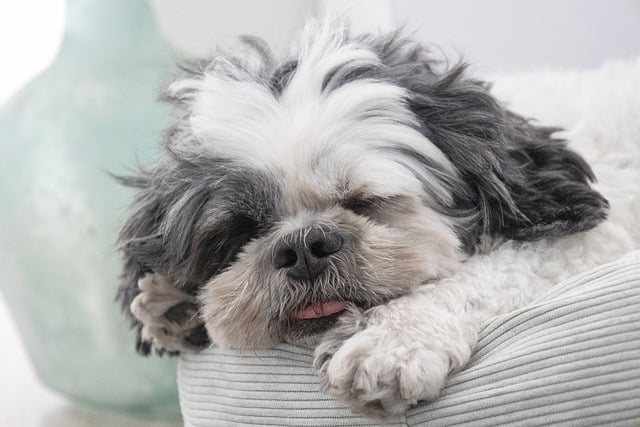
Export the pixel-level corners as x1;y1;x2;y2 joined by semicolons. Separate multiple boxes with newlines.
272;226;344;281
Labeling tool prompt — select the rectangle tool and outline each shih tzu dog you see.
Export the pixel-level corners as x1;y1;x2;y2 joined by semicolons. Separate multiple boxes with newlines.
116;20;639;417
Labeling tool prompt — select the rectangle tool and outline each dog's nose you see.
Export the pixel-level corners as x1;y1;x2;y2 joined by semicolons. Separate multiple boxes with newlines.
272;226;343;281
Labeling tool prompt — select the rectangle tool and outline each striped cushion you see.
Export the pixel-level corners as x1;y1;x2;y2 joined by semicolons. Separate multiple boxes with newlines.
178;251;640;426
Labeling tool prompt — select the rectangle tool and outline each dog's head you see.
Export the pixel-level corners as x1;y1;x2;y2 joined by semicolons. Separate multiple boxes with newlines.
117;21;608;353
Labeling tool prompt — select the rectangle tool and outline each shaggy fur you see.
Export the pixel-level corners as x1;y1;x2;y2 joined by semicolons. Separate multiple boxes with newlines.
116;20;639;417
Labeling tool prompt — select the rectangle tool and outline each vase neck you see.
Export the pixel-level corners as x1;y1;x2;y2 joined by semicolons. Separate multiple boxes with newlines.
61;0;165;58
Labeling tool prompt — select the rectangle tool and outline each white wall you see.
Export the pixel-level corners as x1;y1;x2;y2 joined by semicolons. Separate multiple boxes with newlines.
0;0;64;104
148;0;397;57
2;0;639;104
148;0;640;73
150;0;318;57
391;0;640;74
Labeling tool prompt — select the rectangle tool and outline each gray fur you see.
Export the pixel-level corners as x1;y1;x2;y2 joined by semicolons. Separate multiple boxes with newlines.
116;154;280;354
349;34;609;250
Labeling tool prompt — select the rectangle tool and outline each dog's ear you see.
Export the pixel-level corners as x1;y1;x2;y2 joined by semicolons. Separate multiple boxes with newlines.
115;169;210;355
403;65;609;250
494;111;609;241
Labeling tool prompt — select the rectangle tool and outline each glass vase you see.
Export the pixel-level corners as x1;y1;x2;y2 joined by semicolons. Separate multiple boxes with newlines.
0;0;180;412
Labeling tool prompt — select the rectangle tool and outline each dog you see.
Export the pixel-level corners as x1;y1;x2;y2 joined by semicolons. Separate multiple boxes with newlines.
116;20;640;417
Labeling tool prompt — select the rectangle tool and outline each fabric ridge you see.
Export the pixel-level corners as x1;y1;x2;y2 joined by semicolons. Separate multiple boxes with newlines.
179;251;640;426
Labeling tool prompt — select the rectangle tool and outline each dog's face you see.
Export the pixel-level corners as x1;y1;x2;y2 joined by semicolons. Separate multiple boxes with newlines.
117;22;608;353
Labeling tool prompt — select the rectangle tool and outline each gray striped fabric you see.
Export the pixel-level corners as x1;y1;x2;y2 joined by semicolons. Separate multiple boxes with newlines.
178;251;640;426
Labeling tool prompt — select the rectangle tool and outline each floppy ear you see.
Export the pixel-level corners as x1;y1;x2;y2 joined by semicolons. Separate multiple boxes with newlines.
404;65;609;250
495;111;609;241
115;170;210;356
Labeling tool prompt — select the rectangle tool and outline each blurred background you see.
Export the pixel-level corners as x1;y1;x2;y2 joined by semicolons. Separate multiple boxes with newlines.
3;0;640;105
0;1;638;426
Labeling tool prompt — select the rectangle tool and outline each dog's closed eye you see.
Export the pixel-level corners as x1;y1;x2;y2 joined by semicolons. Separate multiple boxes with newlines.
341;196;377;216
340;195;409;217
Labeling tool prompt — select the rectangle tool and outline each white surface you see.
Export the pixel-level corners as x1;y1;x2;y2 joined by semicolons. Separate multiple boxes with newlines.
149;0;397;57
150;0;317;57
0;0;64;104
149;0;640;72
0;293;181;427
318;0;396;33
392;0;640;74
4;0;639;104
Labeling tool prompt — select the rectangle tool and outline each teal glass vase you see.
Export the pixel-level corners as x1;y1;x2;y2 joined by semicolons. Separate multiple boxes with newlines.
0;0;180;412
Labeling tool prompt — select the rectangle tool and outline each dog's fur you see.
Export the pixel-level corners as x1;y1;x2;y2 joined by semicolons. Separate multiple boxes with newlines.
116;20;640;417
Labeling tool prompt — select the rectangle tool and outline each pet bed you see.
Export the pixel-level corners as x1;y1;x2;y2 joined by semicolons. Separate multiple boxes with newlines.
178;250;640;426
176;60;640;425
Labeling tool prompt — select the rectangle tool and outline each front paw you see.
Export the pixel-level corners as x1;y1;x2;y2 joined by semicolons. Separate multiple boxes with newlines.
130;273;208;354
315;307;472;417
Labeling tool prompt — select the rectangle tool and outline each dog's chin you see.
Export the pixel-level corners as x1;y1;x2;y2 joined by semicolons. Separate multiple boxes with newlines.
284;313;345;348
283;301;351;348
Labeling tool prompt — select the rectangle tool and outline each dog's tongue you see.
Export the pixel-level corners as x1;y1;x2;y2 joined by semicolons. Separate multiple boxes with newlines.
297;301;347;320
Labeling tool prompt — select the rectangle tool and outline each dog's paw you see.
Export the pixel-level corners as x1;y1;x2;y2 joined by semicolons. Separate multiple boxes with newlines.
315;305;473;418
130;273;209;354
314;306;369;368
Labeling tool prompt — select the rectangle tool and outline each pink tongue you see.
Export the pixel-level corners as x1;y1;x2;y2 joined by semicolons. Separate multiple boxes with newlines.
297;301;348;320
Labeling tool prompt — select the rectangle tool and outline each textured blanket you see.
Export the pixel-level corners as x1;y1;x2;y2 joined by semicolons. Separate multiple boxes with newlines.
178;251;640;426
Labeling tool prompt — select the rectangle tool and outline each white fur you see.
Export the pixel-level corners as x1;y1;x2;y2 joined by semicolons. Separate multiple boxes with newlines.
318;60;640;415
167;22;460;219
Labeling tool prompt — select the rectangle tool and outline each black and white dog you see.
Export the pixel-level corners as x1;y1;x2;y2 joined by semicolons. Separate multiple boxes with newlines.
117;20;638;417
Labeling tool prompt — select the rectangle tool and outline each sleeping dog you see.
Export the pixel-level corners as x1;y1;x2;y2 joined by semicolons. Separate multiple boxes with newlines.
116;20;639;417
